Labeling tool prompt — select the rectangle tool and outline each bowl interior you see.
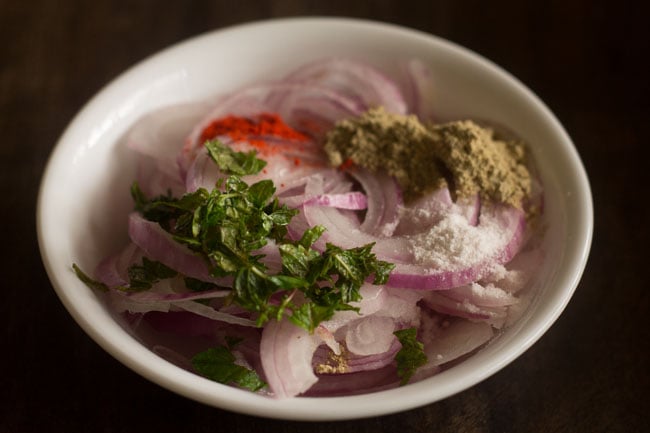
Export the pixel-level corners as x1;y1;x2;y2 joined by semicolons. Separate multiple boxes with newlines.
37;18;592;420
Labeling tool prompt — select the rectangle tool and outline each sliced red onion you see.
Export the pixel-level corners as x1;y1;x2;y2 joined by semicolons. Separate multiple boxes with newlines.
456;194;481;226
127;103;209;197
284;58;408;115
394;187;454;236
504;289;535;327
304;191;367;210
401;59;436;121
267;83;366;136
345;315;396;356
108;290;172;314
128;212;229;285
311;337;401;375
347;168;402;237
106;278;247;325
301;194;414;262
319;284;388;332
135;157;186;198
442;282;518;307
260;318;322;398
111;286;230;304
128;102;209;174
94;242;142;287
350;284;388;317
254;240;283;274
277;170;351;207
315;325;341;355
184;145;222;192
422;319;494;367
317;288;422;370
484;245;545;294
174;300;257;327
374;288;423;325
345;338;401;371
420;291;508;322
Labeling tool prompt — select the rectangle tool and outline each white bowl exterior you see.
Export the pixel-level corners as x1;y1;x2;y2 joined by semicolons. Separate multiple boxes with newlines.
37;18;592;420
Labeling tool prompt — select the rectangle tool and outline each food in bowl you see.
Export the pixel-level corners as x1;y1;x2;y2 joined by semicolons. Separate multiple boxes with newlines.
72;57;545;399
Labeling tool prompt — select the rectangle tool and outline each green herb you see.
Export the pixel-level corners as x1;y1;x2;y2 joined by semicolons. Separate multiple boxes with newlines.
191;338;266;392
72;264;108;292
74;258;182;293
130;140;394;332
131;183;208;230
394;328;428;385
74;140;395;333
127;257;177;291
205;139;267;176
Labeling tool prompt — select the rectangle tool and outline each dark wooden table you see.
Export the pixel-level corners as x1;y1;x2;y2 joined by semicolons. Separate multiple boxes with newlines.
2;1;648;431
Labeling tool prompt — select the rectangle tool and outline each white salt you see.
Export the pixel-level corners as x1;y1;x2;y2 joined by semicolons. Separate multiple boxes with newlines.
408;212;505;270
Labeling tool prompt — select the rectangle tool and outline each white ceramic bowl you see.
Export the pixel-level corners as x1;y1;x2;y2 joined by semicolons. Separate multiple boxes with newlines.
37;18;592;420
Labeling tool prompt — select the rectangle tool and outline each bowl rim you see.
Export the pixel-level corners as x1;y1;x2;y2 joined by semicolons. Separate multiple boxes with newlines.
37;16;593;421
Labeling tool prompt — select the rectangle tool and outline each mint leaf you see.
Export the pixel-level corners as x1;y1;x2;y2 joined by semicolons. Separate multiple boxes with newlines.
278;242;320;278
131;183;209;230
371;259;394;285
127;257;178;291
75;258;181;293
205;139;266;176
247;179;276;207
72;264;108;292
289;302;337;332
191;345;266;392
303;243;394;306
297;225;326;249
394;328;428;385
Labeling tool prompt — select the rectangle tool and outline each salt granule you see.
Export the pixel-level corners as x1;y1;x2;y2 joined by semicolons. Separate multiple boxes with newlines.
408;212;505;270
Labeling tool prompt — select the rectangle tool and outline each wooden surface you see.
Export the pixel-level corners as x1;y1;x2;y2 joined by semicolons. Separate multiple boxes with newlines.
2;1;648;431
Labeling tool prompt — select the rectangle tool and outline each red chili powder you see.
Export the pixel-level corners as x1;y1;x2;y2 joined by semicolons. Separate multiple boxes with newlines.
199;113;309;154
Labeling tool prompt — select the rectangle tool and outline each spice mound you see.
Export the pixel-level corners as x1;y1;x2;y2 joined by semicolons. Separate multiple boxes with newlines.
324;106;531;207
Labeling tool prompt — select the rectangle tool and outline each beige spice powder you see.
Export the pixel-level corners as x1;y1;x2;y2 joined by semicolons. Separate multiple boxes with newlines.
431;120;531;207
324;107;531;207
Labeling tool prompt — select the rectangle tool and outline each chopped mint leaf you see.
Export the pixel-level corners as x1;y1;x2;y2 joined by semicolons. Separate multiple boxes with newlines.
76;144;395;334
127;257;177;291
394;327;428;385
288;302;338;332
205;139;266;176
297;225;326;249
131;182;208;230
246;179;276;207
191;344;266;392
72;264;108;292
